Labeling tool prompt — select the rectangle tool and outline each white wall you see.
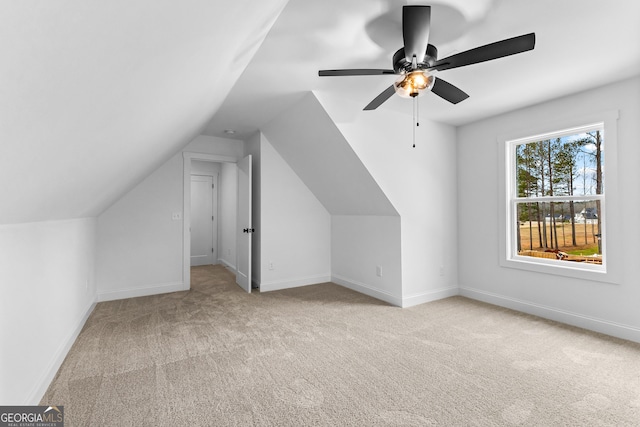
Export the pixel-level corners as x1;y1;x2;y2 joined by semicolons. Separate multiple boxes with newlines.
261;93;403;302
187;135;244;159
0;218;96;405
259;134;332;291
96;135;243;301
319;94;459;307
0;0;288;225
331;216;402;305
262;93;397;216
457;76;640;342
191;160;221;176
96;154;184;300
218;162;238;270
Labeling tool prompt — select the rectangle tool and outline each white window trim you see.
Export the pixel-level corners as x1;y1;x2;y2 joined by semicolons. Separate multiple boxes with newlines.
498;109;621;284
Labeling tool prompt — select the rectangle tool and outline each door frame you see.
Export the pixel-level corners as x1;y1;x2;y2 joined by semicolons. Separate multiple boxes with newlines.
182;152;237;290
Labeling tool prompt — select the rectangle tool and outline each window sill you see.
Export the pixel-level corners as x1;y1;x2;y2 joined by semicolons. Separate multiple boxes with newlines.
500;255;620;284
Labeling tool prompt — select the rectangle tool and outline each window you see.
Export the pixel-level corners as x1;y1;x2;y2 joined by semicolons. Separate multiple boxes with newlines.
500;110;619;281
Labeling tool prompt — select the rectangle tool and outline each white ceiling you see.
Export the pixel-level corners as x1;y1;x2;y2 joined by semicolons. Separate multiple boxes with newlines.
0;0;288;224
205;0;640;140
2;0;638;224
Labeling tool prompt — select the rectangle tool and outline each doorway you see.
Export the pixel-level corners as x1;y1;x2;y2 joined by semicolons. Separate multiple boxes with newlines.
182;152;252;294
190;174;218;266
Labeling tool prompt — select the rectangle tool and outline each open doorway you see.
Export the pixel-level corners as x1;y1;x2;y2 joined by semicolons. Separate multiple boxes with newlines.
182;152;252;293
190;162;219;267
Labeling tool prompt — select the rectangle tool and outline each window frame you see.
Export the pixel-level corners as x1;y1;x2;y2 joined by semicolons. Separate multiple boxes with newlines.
498;110;620;283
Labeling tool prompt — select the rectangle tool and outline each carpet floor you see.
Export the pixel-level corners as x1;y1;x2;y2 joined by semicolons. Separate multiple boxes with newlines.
42;265;640;426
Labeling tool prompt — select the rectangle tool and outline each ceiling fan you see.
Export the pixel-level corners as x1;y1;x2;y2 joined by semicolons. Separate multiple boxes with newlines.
318;5;535;110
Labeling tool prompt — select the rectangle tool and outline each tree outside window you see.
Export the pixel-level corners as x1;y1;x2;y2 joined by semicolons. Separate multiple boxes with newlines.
511;124;605;266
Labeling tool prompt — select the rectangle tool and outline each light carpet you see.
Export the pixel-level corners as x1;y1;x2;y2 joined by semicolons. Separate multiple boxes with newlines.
42;265;640;426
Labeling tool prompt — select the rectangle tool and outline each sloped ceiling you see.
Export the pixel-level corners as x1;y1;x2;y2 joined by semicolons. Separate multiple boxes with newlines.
262;92;398;216
4;0;638;225
205;0;640;141
0;0;288;224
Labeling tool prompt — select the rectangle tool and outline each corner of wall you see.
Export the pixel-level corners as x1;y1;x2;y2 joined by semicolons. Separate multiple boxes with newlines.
29;300;96;405
401;287;460;308
331;274;402;307
0;218;98;405
257;134;331;290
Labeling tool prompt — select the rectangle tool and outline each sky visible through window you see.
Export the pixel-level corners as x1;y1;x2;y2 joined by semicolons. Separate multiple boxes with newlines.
513;127;604;263
515;131;604;199
566;133;603;196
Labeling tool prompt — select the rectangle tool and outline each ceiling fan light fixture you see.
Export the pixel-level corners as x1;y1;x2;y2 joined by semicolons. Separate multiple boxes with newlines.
318;4;535;110
394;71;434;98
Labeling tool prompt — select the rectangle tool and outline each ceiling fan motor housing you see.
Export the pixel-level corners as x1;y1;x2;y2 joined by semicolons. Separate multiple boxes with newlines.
318;3;535;110
393;44;438;73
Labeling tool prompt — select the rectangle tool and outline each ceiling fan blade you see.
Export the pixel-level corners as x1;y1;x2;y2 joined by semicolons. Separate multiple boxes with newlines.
431;77;469;104
319;69;396;76
432;33;535;72
364;85;396;110
403;5;431;65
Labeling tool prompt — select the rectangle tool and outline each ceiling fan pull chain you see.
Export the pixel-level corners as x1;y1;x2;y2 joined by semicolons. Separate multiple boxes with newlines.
417;94;420;133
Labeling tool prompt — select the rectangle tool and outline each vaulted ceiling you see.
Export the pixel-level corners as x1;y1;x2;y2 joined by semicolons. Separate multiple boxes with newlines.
0;0;288;224
2;0;639;224
206;0;640;140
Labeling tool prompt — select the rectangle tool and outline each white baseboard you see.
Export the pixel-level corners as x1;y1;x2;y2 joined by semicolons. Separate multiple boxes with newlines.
260;274;331;292
402;286;460;308
331;275;402;307
460;286;640;343
97;281;184;302
218;258;237;274
28;300;96;405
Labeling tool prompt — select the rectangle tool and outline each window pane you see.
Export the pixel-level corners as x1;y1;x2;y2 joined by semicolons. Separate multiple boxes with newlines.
515;201;603;264
515;130;604;198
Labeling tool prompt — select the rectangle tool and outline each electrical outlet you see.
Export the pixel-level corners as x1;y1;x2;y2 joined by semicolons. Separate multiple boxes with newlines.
269;261;274;270
439;265;445;276
376;266;382;277
172;212;182;220
227;248;231;256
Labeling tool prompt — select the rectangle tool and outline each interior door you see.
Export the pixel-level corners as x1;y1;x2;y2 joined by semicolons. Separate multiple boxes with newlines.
190;175;214;266
236;154;252;292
